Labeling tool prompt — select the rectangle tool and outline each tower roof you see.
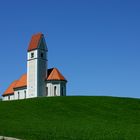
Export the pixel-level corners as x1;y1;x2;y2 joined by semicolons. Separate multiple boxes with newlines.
3;80;18;96
28;33;44;52
47;68;67;81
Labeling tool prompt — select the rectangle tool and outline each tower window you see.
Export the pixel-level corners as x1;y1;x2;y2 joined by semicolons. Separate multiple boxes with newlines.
31;53;34;58
41;53;43;58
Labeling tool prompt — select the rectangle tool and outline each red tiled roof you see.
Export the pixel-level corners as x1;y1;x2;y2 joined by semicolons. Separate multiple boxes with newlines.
2;68;66;96
28;33;43;52
14;74;27;89
47;68;67;81
2;80;18;96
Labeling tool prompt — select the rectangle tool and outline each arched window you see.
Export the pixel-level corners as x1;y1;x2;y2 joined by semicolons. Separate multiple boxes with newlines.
46;87;48;96
8;95;10;100
54;86;57;96
24;90;26;99
61;87;64;96
18;92;20;99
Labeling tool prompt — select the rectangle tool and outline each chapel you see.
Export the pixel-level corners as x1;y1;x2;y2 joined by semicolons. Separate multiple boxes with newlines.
2;33;67;101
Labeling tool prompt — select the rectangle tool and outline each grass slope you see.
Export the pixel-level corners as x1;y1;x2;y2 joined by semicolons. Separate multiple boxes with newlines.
0;96;140;140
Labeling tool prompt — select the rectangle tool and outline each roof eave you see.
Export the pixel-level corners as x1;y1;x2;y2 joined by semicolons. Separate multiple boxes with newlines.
2;93;14;97
47;79;67;82
14;86;27;90
27;48;48;52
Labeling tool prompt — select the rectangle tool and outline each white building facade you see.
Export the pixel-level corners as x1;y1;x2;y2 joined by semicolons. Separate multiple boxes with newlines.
2;33;67;101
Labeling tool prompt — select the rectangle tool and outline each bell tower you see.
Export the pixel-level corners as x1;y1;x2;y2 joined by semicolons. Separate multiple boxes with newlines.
27;33;48;98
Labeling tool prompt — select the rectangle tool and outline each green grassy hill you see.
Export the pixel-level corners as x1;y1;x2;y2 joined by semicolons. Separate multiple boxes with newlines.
0;96;140;140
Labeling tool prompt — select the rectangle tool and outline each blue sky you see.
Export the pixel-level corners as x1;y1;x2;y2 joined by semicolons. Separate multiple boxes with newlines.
0;0;140;98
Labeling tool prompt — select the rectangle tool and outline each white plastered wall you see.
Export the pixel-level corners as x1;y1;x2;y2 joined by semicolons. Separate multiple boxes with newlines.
14;88;27;100
37;49;47;97
46;81;66;97
46;83;60;96
3;88;27;101
2;94;14;101
27;50;38;98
